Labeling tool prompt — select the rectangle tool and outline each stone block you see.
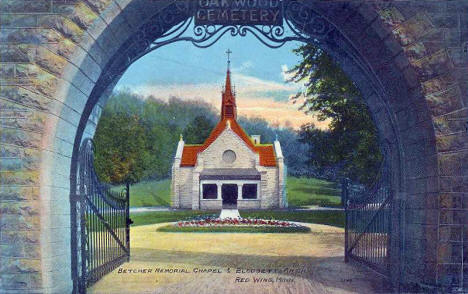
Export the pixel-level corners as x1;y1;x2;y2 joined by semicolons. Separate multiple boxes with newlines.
0;44;36;63
0;28;63;44
406;31;445;63
0;63;15;80
413;49;455;82
0;101;48;133
338;10;373;44
0;229;39;245
377;5;405;27
437;263;461;287
57;2;99;30
38;14;85;44
437;134;468;154
425;85;463;116
421;73;457;96
69;29;100;63
16;64;59;98
0;272;35;290
34;46;69;76
0;213;39;231
39;185;70;202
1;127;42;149
0;85;54;113
0;257;40;274
0;14;37;28
440;225;463;242
440;209;468;225
0;186;39;202
0;0;51;13
66;44;102;83
392;13;434;47
0;201;40;217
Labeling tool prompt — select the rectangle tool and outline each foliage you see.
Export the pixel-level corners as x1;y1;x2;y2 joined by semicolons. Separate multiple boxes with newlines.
94;98;149;184
183;115;215;144
289;44;382;185
94;90;311;184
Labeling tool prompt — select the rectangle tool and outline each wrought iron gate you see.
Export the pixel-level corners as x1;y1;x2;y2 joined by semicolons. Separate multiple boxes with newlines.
343;157;392;278
77;138;132;292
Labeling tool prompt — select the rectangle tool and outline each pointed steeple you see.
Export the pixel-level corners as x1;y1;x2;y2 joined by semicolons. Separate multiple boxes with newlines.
221;49;237;120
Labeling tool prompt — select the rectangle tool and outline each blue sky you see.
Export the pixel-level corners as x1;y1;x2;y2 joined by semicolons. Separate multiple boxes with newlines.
116;32;327;129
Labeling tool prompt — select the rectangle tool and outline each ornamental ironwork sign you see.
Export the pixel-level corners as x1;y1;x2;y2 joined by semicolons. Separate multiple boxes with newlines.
125;0;334;65
195;0;283;25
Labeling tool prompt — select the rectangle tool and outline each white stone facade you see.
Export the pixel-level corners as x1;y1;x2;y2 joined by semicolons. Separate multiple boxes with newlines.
171;127;287;210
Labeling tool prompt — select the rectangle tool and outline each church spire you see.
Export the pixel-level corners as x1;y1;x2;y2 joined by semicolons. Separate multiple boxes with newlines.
221;49;237;120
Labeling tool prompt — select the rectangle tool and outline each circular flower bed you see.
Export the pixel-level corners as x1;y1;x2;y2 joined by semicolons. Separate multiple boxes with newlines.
175;216;303;228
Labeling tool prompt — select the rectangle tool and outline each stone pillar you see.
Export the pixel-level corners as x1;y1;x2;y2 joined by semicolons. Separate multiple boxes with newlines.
217;183;222;200
237;184;243;200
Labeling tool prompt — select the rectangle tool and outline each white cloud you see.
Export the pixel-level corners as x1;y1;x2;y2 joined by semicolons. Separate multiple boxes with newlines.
281;64;295;82
116;73;328;130
232;61;253;73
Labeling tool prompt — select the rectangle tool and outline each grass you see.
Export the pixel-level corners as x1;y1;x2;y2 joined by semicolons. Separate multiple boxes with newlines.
124;179;171;207
125;176;341;208
130;210;216;226
131;210;344;228
156;225;311;233
287;177;342;208
240;210;344;228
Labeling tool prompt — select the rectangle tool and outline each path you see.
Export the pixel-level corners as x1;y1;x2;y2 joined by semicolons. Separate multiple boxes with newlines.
89;223;390;294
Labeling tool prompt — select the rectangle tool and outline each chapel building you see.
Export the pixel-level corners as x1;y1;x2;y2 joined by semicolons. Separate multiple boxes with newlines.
171;59;287;210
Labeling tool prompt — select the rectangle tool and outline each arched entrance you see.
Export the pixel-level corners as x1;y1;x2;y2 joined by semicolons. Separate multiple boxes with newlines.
65;2;423;291
2;1;467;293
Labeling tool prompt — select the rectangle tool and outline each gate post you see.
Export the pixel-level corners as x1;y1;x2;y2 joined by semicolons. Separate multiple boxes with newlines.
342;178;349;263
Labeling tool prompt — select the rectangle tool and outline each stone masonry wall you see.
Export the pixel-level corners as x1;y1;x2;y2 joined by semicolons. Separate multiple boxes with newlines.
178;167;193;209
198;128;258;169
197;128;279;209
1;0;468;292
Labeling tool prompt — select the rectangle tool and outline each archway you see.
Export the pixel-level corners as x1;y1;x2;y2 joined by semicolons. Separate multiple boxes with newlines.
2;1;466;293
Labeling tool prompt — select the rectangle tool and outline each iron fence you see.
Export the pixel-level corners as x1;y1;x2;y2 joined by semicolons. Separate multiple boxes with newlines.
77;138;132;292
344;160;392;278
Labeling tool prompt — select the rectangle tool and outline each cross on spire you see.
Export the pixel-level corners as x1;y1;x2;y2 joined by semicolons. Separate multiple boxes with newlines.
226;49;232;69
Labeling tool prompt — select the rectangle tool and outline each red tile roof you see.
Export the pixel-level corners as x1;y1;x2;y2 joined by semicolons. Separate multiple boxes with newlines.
180;119;277;167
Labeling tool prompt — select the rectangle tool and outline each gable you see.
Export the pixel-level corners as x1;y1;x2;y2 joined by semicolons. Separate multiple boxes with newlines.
180;119;277;167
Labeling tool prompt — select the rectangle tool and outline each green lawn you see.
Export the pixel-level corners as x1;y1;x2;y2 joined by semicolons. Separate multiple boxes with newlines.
240;210;344;228
287;177;342;208
126;176;341;208
126;179;171;207
130;210;217;226
131;210;344;228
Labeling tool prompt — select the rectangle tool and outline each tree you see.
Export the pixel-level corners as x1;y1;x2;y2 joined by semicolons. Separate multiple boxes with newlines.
183;115;215;144
94;110;149;184
289;44;382;185
93;91;311;184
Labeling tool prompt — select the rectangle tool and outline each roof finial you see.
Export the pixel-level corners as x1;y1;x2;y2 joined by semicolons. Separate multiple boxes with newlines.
180;134;183;141
275;133;279;141
226;48;232;71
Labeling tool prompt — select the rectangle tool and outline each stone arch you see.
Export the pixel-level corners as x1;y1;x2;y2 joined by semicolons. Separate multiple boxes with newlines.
1;0;467;292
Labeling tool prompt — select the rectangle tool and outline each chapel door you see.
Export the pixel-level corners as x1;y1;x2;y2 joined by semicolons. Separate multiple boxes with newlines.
222;184;238;208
